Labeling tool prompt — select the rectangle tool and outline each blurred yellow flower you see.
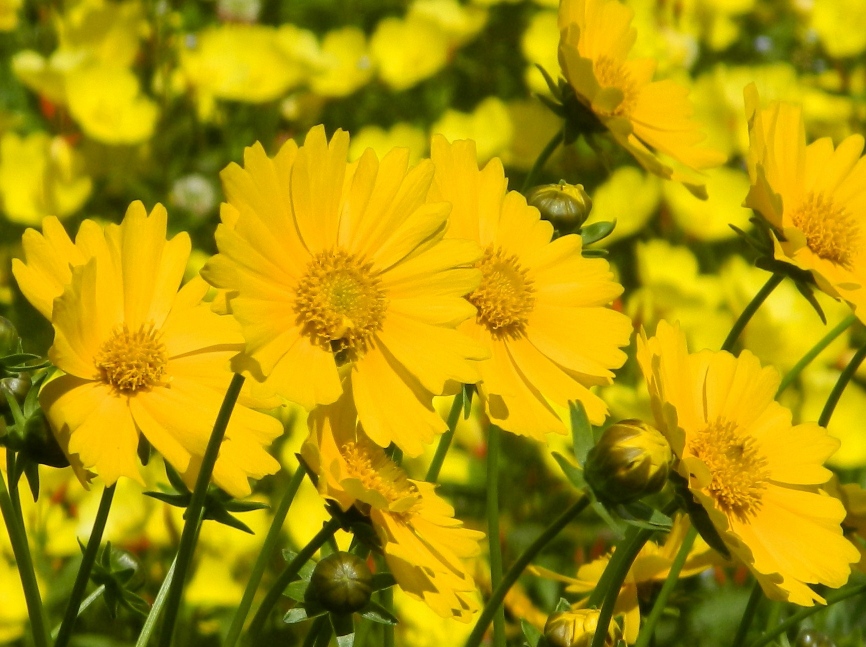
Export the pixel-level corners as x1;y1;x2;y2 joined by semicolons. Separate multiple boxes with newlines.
348;123;428;166
202;126;485;457
430;137;631;437
521;10;559;95
744;84;866;322
394;587;476;647
55;0;148;67
810;0;866;58
0;557;29;643
410;0;487;47
12;202;282;495
798;368;866;469
558;0;725;195
308;26;374;97
500;99;563;171
0;132;92;225
662;166;752;241
638;320;859;605
303;393;484;622
432;97;514;164
581;167;660;245
370;14;450;91
0;0;21;31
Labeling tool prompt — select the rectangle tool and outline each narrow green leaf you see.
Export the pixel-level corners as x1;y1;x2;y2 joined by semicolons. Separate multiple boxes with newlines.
551;452;585;491
521;619;544;647
590;499;625;540
358;600;398;625
569;401;594;467
370;573;396;592
284;580;309;602
616;501;673;531
580;220;616;246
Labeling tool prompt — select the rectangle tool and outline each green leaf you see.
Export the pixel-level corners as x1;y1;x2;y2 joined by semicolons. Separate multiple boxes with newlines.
551;452;585;491
370;573;396;592
537;93;566;118
204;506;255;534
331;612;355;640
794;281;827;324
555;597;571;613
223;500;270;513
534;63;560;98
358;600;398;625
164;462;189;494
462;384;474;419
616;501;673;531
581;249;609;258
282;550;317;580
284;606;313;624
590;499;625;540
580;220;616;246
521;619;544;647
670;472;729;558
284;580;309;602
143;491;189;508
569;401;593;467
24;460;39;502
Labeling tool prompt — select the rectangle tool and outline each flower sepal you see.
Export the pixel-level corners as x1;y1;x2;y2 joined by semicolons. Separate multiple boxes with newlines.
88;542;150;618
669;471;730;559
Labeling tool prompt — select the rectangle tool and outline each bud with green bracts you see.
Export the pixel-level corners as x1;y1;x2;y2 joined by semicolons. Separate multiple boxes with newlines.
307;551;374;615
0;316;19;357
544;608;620;647
526;181;592;228
584;420;672;505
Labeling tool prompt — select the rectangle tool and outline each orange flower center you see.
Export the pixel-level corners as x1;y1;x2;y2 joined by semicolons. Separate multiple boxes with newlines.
469;246;535;339
593;55;638;117
789;191;860;269
688;418;769;522
294;249;387;364
341;441;419;510
94;324;168;393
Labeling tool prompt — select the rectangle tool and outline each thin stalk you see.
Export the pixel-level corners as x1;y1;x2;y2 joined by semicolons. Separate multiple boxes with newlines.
747;584;866;647
224;465;306;647
486;424;506;647
633;526;698;647
520;129;564;193
731;582;763;647
55;483;117;647
135;555;177;647
425;393;464;483
0;468;50;647
51;585;106;639
722;274;785;353
158;372;246;647
777;314;856;396
382;586;395;647
463;496;590;647
818;341;866;427
247;517;342;639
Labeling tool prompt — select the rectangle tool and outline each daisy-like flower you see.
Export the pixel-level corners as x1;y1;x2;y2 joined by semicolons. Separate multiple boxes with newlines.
744;83;866;319
11;202;282;497
202;125;486;457
637;320;859;605
429;136;631;438
302;392;484;622
558;0;724;196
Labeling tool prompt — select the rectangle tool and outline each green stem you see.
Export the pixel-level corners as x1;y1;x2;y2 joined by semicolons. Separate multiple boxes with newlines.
747;584;866;647
486;425;506;647
731;582;763;647
520;129;564;193
425;393;464;483
136;555;177;647
382;586;395;647
55;483;117;647
224;465;306;647
777;314;856;396
633;526;698;647
0;468;50;647
722;274;785;353
247;517;343;639
463;496;590;647
818;341;866;427
158;372;246;647
51;585;106;640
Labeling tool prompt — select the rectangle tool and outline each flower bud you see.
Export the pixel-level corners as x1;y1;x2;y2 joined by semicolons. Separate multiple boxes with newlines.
0;316;20;356
584;420;672;505
308;551;373;615
544;609;619;647
526;182;592;228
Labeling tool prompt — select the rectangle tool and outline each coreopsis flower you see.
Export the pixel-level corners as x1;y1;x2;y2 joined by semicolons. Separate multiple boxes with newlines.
302;393;484;622
11;202;281;496
744;84;866;321
202;125;486;457
557;0;724;195
544;608;619;647
637;320;859;605
429;136;631;438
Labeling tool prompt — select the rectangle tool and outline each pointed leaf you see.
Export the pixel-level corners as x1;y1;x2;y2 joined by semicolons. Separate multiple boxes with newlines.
164;462;189;494
522;619;544;647
205;506;255;534
555;597;571;613
370;573;396;592
358;600;398;625
535;63;560;97
331;612;355;639
282;550;317;580
581;249;609;258
794;282;827;324
552;452;585;491
580;220;616;246
462;384;474;419
568;401;594;467
143;491;190;508
223;500;270;513
590;499;625;540
284;580;309;602
284;606;314;624
537;93;566;118
616;501;673;531
24;461;39;502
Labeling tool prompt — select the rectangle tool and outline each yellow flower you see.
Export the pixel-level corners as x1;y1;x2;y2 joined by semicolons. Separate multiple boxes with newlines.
637;320;859;605
348;123;428;166
303;393;484;622
581;167;660;245
0;132;92;225
370;14;450;92
393;587;476;647
429;136;631;437
521;10;559;95
0;0;21;31
662;167;752;241
810;0;866;58
558;0;725;195
308;27;374;98
744;84;866;321
202;125;486;457
12;202;282;495
409;0;488;47
432;97;514;164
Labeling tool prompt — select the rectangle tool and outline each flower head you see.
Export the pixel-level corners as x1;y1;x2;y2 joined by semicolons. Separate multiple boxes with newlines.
637;320;859;605
302;393;484;622
12;203;281;496
429;136;631;438
557;0;724;196
202;125;486;457
744;84;866;321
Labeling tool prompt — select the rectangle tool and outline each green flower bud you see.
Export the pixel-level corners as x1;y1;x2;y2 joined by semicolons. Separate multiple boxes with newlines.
544;609;619;647
584;420;672;505
0;373;31;407
308;552;373;615
526;182;593;228
0;317;19;357
108;548;145;590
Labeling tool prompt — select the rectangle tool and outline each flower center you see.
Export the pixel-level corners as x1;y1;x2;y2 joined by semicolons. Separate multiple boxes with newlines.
94;324;168;393
469;246;535;339
789;191;860;269
294;249;387;363
687;418;769;522
341;441;419;509
593;55;639;117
